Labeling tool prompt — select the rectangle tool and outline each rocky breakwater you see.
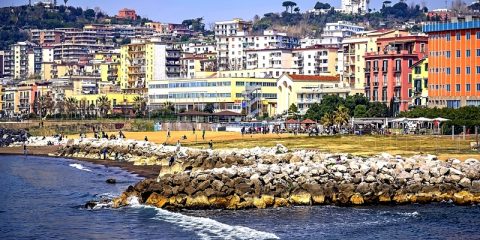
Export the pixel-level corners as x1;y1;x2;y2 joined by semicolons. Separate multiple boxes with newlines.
0;128;29;147
110;145;480;209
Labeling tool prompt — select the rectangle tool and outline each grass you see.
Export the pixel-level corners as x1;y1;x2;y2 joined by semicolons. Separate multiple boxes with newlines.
68;130;480;161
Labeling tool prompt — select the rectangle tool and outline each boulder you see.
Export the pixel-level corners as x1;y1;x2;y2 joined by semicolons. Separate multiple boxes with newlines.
350;193;364;205
106;178;116;184
289;192;312;205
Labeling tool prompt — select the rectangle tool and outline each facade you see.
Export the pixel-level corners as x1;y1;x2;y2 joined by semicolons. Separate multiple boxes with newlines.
340;0;368;15
180;54;216;79
214;18;253;37
0;51;4;78
343;30;409;95
276;74;350;115
117;8;137;20
423;17;480;108
321;21;365;47
293;45;340;76
364;35;428;114
30;29;64;46
216;29;299;71
148;77;278;117
409;58;429;107
3;42;42;79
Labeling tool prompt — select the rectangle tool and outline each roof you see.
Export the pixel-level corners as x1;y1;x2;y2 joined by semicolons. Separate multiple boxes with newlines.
410;58;427;68
212;110;244;116
301;119;317;124
286;74;339;82
285;119;300;124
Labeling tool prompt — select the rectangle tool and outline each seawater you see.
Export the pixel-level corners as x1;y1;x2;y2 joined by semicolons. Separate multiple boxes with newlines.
0;155;479;240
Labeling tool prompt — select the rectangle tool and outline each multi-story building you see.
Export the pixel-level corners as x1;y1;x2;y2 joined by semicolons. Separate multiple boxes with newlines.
0;51;4;78
180;53;216;79
343;29;409;95
320;21;365;47
1;86;18;117
30;29;64;46
340;0;369;15
148;77;278;117
119;38;181;91
214;18;253;37
364;34;428;114
423;16;480;108
276;74;350;115
117;8;137;20
3;41;42;80
216;29;299;71
409;58;429;107
293;45;340;76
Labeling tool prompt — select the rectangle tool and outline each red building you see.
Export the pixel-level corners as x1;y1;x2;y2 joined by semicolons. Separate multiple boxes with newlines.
364;35;428;114
117;8;137;20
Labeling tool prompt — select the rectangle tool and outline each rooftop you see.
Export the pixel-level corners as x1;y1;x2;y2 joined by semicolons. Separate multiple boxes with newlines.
287;74;339;82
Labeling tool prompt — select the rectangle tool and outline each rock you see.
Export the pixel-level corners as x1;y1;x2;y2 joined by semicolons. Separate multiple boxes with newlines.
185;195;210;208
106;178;117;184
472;180;480;193
289;192;311;205
84;200;97;209
211;180;225;191
146;192;169;208
365;175;376;183
459;178;472;188
453;191;475;205
312;195;325;204
350;193;364;205
274;197;289;208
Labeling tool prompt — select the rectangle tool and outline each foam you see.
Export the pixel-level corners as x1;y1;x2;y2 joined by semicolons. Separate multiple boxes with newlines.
127;197;279;240
69;163;92;172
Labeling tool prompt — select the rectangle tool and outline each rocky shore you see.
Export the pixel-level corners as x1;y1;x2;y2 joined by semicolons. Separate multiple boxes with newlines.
54;138;480;209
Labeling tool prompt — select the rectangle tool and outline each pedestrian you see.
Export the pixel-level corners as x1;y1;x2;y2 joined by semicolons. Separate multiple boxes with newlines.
193;126;196;134
23;143;27;156
102;148;107;160
169;155;175;166
144;136;148;142
176;140;181;152
241;126;245;137
167;128;171;138
208;140;213;149
202;129;205;140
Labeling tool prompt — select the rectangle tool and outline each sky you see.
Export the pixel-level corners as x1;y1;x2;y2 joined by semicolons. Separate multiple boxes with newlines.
1;0;450;25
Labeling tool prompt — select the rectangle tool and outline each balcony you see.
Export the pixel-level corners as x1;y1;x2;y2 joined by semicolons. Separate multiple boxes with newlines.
373;67;379;72
394;67;402;72
364;67;371;73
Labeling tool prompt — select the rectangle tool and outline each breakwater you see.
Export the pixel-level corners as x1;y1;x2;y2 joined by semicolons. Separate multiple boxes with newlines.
54;139;480;209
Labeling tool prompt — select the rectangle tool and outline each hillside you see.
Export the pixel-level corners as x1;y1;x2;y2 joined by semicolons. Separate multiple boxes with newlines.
0;3;150;49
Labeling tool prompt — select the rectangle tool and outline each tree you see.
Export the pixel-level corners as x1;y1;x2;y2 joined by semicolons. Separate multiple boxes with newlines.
96;96;111;118
282;1;297;13
354;105;368;117
288;103;299;119
321;112;334;127
36;95;54;117
334;105;350;126
133;96;147;117
314;2;331;10
294;7;300;14
65;97;77;118
367;102;389;117
63;0;68;6
203;103;215;113
84;9;95;20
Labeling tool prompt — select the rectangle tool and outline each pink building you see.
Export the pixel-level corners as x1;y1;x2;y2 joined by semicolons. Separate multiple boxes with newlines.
364;35;428;114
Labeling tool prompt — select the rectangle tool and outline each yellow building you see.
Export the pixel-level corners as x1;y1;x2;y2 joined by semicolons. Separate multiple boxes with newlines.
148;77;278;117
410;58;428;107
276;74;350;115
119;38;180;91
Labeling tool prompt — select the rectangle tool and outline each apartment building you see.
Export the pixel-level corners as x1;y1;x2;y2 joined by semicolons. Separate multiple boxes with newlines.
0;51;4;78
148;77;278;117
340;0;369;15
119;38;181;91
410;58;429;107
423;16;480;108
276;74;350;115
343;30;409;95
214;18;253;37
2;41;42;80
180;53;216;79
321;21;365;46
364;35;428;114
293;45;340;76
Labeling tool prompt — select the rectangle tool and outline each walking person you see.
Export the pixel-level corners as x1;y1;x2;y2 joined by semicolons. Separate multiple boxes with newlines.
202;129;206;140
167;128;171;138
208;140;213;149
169;155;175;167
23;143;27;157
193;126;196;135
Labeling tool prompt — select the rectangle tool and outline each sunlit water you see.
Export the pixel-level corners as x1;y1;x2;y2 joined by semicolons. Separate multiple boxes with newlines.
0;155;479;240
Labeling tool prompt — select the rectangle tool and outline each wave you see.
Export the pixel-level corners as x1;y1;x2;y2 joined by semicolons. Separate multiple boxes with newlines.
69;163;92;172
127;196;279;240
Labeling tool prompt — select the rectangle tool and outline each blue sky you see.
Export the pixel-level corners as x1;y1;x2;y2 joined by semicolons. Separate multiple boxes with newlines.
2;0;449;24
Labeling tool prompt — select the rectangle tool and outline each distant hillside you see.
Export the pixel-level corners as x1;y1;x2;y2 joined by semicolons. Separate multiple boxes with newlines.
0;4;151;49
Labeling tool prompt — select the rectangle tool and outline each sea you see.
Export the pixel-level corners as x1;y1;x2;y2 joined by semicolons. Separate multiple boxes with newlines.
0;155;479;240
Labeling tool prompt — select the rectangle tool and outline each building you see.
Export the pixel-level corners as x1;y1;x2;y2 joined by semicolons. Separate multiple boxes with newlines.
214;18;253;37
409;58;429;107
119;38;181;91
427;9;453;22
423;16;480;108
117;8;137;20
276;74;350;115
343;30;409;95
293;45;340;76
340;0;368;15
3;41;42;80
364;34;428;114
180;53;216;79
321;21;365;47
30;29;65;46
148;77;278;117
0;51;4;78
216;29;299;71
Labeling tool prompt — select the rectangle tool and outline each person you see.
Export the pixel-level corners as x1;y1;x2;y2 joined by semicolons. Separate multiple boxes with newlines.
144;136;148;142
202;129;206;140
241;126;245;137
208;140;213;149
182;135;187;140
102;148;107;160
192;126;196;135
176;140;181;152
119;130;125;139
169;155;175;166
167;128;171;138
23;143;27;156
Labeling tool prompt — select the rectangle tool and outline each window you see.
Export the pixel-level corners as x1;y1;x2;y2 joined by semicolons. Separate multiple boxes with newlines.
466;84;471;92
456;67;461;74
447;34;451;41
456;50;461;58
446;68;451;75
467;32;471;40
446;51;451;58
477;83;480;91
456;84;461;92
466;67;471;74
456;33;461;40
477;32;480;39
477;66;480;74
446;84;451;92
466;50;471;57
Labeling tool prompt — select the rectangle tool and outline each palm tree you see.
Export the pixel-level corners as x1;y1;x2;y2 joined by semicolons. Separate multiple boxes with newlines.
65;97;78;118
133;96;147;117
321;112;334;127
54;98;65;116
97;96;111;118
334;105;350;126
37;95;54;117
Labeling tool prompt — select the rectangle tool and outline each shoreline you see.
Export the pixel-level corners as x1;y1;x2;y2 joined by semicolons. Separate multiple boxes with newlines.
0;146;161;179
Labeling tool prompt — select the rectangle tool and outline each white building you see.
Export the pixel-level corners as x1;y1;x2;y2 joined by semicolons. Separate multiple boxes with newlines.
293;46;340;76
321;21;365;46
340;0;369;15
214;18;253;37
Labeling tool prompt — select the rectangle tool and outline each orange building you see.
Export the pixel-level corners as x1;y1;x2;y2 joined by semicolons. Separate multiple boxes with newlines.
423;16;480;108
117;8;137;20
